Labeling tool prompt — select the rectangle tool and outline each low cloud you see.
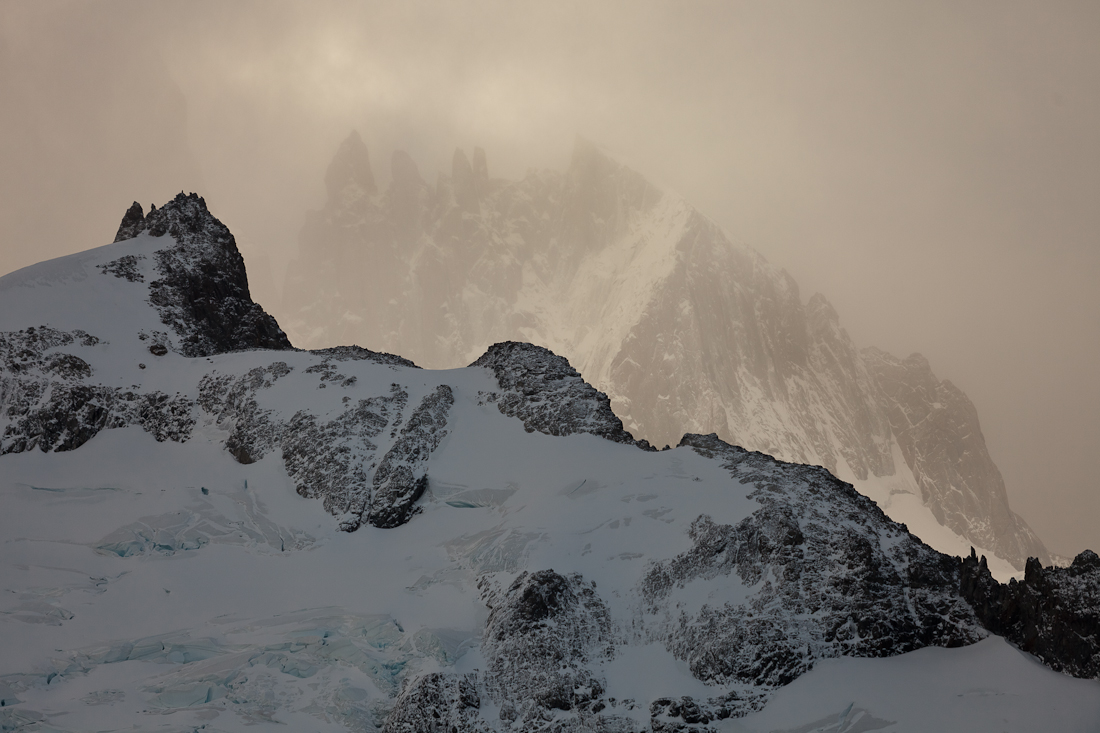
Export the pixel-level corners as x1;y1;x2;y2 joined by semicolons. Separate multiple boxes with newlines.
1;0;1097;555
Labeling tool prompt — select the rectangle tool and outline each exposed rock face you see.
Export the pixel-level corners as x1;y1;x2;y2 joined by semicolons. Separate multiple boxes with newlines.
383;673;485;733
864;348;1049;566
114;193;292;357
0;326;195;454
198;362;420;531
643;434;983;694
960;548;1100;679
310;344;418;369
369;384;454;529
480;570;614;726
471;341;652;449
113;201;148;243
281;132;1048;569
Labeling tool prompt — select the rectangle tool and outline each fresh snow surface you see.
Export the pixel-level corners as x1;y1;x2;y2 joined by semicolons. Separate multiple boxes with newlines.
7;420;1084;733
1;234;1095;731
725;637;1100;733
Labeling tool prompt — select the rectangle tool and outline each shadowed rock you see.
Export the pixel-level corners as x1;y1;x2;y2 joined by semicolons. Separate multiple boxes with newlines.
112;193;292;357
471;341;653;450
368;385;454;529
960;547;1100;679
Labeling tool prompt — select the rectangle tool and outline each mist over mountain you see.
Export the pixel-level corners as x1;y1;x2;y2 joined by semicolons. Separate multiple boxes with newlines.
0;193;1097;732
283;133;1049;574
2;2;1098;560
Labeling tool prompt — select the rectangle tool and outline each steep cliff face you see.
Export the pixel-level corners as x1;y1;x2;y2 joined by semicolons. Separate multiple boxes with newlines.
114;192;292;357
863;348;1049;566
281;133;1048;570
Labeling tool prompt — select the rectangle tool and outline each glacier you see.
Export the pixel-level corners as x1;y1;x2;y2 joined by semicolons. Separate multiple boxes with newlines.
0;194;1096;732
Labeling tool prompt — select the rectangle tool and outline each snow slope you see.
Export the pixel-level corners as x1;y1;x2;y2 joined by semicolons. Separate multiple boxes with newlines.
1;197;1096;732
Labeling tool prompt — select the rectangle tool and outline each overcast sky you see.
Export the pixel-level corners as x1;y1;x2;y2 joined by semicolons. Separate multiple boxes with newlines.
1;0;1097;556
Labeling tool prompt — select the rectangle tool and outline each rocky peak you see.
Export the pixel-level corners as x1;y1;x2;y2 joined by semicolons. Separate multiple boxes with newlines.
470;341;653;450
113;192;237;248
324;130;376;201
863;346;1050;567
114;201;147;242
113;193;292;357
561;136;665;254
472;146;489;187
451;148;479;213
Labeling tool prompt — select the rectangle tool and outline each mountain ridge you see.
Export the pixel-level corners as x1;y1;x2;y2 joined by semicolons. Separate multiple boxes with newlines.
0;198;1096;732
281;132;1049;572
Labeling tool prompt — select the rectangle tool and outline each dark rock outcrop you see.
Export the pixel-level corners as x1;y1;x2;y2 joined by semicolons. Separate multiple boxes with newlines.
649;694;770;732
960;547;1100;679
285;388;407;527
309;344;418;369
113;201;147;243
382;673;485;733
368;385;454;529
197;365;415;530
479;569;616;728
0;326;195;454
471;341;652;450
112;194;292;357
641;433;984;695
98;253;145;282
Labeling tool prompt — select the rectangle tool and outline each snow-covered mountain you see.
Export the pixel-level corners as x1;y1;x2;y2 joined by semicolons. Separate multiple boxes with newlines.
1;194;1097;732
282;132;1049;574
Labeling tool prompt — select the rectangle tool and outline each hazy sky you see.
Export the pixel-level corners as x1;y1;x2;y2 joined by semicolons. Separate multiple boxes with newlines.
1;0;1097;556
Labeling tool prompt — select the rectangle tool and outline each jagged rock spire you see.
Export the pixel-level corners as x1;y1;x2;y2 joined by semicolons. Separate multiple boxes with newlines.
451;147;479;213
391;150;423;189
111;192;293;356
473;147;488;187
324;130;376;201
114;201;146;242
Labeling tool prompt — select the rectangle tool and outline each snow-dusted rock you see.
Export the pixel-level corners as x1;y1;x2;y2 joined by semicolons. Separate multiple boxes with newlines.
0;325;196;453
1;195;1097;733
383;673;485;733
471;341;651;449
643;434;983;695
369;385;454;529
961;548;1100;679
282;133;1048;571
115;192;291;357
479;569;615;728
